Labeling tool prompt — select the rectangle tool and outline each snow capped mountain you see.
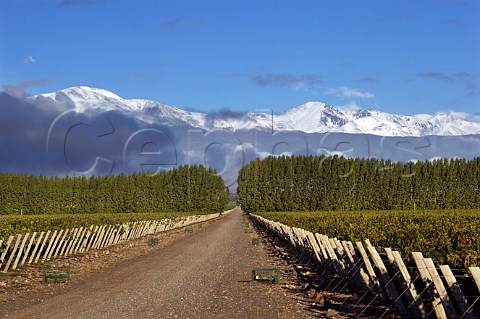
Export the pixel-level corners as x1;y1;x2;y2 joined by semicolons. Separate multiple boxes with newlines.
35;86;205;127
34;86;480;137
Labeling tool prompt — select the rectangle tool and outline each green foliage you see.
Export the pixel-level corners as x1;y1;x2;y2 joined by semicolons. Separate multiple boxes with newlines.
237;155;480;213
257;210;480;269
0;165;229;215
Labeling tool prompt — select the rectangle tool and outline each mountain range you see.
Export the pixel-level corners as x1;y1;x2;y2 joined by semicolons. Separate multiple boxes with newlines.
34;86;480;137
1;85;479;189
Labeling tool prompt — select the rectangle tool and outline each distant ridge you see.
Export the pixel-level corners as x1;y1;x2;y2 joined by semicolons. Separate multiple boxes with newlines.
34;86;480;137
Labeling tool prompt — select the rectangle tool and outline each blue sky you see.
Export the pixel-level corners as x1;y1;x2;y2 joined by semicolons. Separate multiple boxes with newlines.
1;0;479;115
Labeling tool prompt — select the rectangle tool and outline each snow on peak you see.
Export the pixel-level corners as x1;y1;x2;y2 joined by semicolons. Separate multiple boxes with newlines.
62;86;123;100
34;86;480;136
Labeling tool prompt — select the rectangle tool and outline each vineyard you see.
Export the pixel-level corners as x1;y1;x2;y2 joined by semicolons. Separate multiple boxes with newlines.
251;213;480;318
256;210;480;269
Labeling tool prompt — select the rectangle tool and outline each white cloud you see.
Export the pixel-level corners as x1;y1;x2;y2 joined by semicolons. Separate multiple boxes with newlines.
326;86;375;99
341;87;375;99
335;101;361;112
23;55;36;65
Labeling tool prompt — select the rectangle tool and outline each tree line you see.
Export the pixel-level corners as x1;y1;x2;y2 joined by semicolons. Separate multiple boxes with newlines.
0;165;230;215
237;155;480;213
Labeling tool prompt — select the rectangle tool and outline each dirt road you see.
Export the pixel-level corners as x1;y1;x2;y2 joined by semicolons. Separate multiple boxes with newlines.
1;209;314;318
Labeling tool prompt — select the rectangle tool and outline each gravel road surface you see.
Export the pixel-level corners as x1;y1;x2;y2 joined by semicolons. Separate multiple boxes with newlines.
1;209;315;318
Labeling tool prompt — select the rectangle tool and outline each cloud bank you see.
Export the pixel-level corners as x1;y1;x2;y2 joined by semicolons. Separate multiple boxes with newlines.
416;70;479;96
252;73;323;90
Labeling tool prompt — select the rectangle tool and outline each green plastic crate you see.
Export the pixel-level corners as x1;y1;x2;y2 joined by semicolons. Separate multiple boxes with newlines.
43;266;70;283
148;238;159;246
252;268;280;284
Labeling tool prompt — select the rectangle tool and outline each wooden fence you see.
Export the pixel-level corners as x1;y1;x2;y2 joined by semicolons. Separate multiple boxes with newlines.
0;211;230;273
251;214;480;319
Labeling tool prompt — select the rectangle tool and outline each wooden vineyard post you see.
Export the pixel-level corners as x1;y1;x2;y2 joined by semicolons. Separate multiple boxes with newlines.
102;225;114;249
112;227;121;246
92;225;106;249
346;241;372;291
322;235;345;275
313;233;330;262
108;226;118;246
12;233;30;270
54;229;69;258
300;228;311;249
151;220;160;235
338;239;364;286
469;267;480;293
122;224;130;241
89;226;100;250
356;241;385;298
142;221;152;237
284;226;296;248
34;230;51;263
127;222;137;240
392;250;427;319
423;258;458;318
440;265;475;319
133;222;143;239
364;239;408;316
103;226;115;248
3;235;22;272
108;226;117;246
65;228;80;256
334;239;352;269
92;226;104;250
97;225;112;249
148;220;156;235
28;232;44;264
384;248;427;319
116;224;126;244
292;227;303;248
0;236;14;267
332;238;360;285
109;226;120;246
80;227;93;253
412;252;448;319
298;228;309;250
305;232;322;263
104;227;116;248
85;226;99;252
21;232;37;266
72;227;86;255
47;229;63;260
42;230;58;262
341;240;369;290
111;226;122;246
